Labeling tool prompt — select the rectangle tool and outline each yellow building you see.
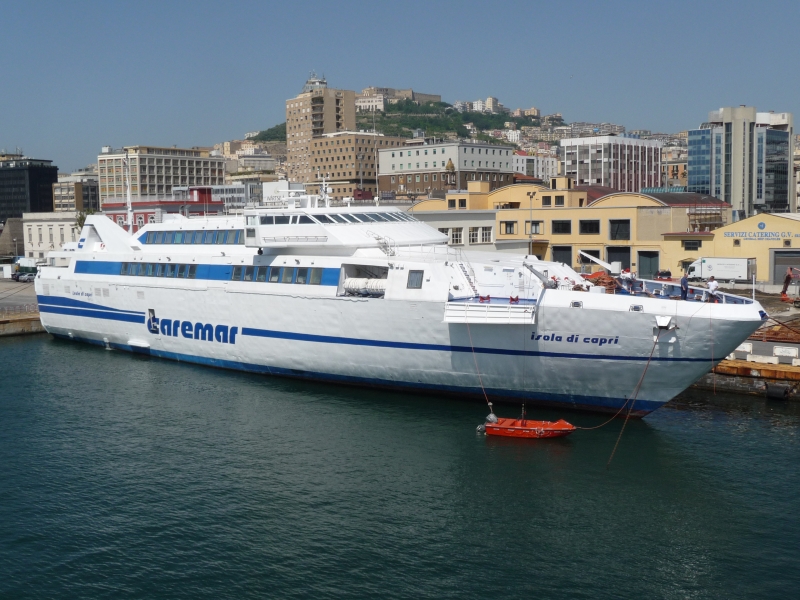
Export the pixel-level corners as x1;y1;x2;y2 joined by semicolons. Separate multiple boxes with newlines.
660;212;800;283
411;178;731;278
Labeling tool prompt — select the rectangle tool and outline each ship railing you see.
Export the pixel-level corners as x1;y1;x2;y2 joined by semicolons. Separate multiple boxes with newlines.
617;278;754;305
443;301;535;324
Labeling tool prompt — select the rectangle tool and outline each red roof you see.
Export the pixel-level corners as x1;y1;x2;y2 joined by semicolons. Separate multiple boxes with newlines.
573;185;620;204
513;173;543;183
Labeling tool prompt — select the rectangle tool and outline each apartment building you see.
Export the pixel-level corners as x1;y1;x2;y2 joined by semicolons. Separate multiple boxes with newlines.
53;169;99;212
687;106;794;216
97;145;225;206
560;135;662;192
305;131;407;200
511;152;558;181
285;74;356;184
378;141;516;196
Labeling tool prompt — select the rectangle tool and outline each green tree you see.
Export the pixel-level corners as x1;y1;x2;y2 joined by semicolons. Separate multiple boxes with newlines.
74;209;95;231
252;123;287;142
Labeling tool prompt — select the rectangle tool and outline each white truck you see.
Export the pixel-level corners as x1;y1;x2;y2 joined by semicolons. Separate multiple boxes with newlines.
686;257;756;282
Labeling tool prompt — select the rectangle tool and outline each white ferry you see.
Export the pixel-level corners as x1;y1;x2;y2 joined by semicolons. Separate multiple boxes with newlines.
34;187;767;416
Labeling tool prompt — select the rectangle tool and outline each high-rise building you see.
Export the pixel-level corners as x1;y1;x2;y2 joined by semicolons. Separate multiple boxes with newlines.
560;135;662;192
285;74;356;184
0;155;58;223
687;106;794;216
97;145;225;206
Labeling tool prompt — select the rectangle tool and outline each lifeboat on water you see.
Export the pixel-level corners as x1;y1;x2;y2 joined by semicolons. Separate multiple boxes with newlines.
485;418;576;439
478;404;576;439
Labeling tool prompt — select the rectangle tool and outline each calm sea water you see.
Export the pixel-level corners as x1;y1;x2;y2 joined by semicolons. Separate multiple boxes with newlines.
1;334;798;599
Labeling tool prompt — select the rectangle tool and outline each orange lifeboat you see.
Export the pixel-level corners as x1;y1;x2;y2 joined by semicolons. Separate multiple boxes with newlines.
478;404;576;439
484;417;576;439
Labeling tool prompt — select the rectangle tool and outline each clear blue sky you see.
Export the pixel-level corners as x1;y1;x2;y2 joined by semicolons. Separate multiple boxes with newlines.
2;0;798;172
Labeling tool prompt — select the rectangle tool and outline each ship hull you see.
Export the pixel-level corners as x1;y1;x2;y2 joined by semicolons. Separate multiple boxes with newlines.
36;280;763;416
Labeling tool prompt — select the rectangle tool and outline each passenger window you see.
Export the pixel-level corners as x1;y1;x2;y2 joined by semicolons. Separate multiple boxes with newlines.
165;264;175;277
298;215;315;224
156;264;164;276
255;266;267;282
154;232;164;244
260;216;274;225
162;232;173;244
232;266;243;281
187;265;197;279
268;267;280;283
407;270;424;289
274;216;290;225
146;232;155;243
127;263;136;275
177;264;187;278
296;268;308;284
203;231;214;244
243;266;254;281
227;231;237;244
146;263;154;276
309;268;322;285
137;263;146;276
120;263;128;275
234;230;242;244
174;231;184;244
183;232;194;244
281;268;294;283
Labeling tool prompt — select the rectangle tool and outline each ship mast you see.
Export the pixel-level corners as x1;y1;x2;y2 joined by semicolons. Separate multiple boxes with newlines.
124;149;134;235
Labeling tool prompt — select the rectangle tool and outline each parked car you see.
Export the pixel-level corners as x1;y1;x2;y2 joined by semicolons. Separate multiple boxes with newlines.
18;272;36;282
10;271;21;281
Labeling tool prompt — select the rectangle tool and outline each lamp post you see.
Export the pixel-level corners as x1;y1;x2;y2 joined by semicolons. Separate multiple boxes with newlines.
526;190;536;256
12;237;18;256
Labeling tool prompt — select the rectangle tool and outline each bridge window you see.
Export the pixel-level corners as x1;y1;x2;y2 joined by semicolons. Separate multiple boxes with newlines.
298;215;316;224
187;265;197;279
407;270;424;289
255;266;267;282
260;216;274;225
269;267;280;283
274;216;291;225
232;266;243;280
281;267;294;283
177;264;187;277
243;266;254;281
309;268;322;285
296;268;308;284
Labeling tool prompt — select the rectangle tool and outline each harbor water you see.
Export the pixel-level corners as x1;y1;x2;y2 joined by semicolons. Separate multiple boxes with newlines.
1;334;798;598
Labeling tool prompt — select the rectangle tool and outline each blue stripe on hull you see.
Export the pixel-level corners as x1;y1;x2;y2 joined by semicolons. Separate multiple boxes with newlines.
241;326;709;363
49;333;662;416
40;305;145;324
37;295;144;315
